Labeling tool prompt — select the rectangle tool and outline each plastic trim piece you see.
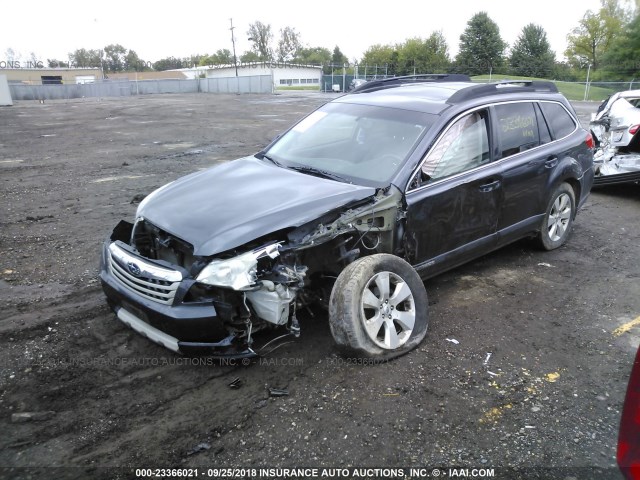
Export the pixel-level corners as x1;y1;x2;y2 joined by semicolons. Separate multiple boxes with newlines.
116;307;180;352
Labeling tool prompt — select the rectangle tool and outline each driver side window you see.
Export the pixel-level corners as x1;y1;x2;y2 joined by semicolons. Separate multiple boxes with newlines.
420;109;490;181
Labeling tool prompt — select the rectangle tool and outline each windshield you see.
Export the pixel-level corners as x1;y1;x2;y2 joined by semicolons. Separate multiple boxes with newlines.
263;102;435;186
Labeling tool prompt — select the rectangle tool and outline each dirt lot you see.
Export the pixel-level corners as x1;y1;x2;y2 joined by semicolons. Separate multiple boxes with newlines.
0;93;638;480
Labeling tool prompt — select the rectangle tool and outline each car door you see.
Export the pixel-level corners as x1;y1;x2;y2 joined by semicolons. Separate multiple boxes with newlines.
491;101;558;244
405;108;503;276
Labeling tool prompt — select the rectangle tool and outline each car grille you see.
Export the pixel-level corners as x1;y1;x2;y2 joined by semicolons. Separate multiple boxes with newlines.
108;243;183;305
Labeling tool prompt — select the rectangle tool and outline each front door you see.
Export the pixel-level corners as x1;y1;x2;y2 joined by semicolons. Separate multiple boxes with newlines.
405;108;502;276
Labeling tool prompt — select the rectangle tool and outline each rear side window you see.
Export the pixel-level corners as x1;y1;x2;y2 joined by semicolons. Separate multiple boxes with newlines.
495;103;540;157
535;103;552;144
539;102;577;139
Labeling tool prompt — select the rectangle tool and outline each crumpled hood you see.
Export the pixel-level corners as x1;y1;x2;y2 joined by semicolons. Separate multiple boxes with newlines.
138;156;376;256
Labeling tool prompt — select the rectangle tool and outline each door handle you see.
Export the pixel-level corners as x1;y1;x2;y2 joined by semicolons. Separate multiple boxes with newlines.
478;179;501;193
545;157;559;168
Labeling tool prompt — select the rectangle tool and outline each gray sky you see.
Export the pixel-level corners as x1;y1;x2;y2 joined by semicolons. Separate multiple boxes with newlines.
1;0;606;64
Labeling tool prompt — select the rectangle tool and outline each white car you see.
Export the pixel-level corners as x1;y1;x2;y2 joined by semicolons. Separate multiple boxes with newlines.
591;89;640;184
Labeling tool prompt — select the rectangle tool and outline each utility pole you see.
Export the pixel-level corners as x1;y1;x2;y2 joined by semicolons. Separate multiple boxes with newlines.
230;18;238;77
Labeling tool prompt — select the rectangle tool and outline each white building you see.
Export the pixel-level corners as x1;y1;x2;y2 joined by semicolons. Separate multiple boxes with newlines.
203;62;322;88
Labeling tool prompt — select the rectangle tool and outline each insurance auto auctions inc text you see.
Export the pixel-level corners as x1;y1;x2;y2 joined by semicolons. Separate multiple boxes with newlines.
195;467;496;478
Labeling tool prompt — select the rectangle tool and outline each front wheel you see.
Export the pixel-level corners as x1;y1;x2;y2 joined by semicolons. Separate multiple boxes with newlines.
328;254;428;359
538;183;576;250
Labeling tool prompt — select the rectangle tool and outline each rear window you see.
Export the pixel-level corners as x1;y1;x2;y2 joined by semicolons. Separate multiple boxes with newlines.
539;102;577;139
495;102;540;157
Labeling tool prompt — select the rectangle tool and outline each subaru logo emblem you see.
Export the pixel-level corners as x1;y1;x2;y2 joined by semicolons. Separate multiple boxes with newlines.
127;262;142;277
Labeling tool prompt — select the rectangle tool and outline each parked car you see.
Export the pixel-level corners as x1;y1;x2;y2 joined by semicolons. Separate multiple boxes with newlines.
618;341;640;479
349;78;368;91
99;75;594;359
590;89;640;186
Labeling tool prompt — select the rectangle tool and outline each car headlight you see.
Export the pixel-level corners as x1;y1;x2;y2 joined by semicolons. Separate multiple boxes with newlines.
196;243;281;290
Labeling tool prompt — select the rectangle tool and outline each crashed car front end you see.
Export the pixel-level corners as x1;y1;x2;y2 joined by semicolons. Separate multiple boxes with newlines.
99;183;405;358
100;218;284;358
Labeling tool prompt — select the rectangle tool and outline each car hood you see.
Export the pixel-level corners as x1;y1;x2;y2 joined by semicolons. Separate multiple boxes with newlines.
138;156;377;256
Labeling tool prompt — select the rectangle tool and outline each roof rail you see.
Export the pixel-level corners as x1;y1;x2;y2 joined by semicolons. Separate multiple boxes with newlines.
447;80;559;104
351;74;472;93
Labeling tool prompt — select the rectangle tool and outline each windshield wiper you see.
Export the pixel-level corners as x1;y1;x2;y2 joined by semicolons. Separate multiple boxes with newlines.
255;151;282;167
288;166;351;184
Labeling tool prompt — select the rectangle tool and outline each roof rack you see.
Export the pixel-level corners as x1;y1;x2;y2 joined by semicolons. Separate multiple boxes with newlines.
351;74;472;93
447;80;559;104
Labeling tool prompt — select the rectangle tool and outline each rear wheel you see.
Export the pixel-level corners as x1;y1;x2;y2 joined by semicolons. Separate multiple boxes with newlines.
329;254;428;359
538;183;575;250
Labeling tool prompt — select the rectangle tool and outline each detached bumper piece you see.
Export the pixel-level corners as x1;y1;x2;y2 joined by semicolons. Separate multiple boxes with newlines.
593;171;640;186
113;305;256;359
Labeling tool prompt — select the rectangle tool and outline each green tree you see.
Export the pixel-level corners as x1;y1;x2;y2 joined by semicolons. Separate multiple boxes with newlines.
565;0;629;70
199;49;233;66
397;32;451;75
124;50;147;71
361;44;396;72
47;59;69;68
103;44;127;72
213;49;233;64
509;24;556;77
455;11;507;75
424;31;451;72
69;48;102;68
552;61;582;81
198;52;212;66
277;27;301;62
181;54;206;68
601;11;640;76
239;51;262;63
331;45;348;66
247;21;273;61
293;46;332;65
153;57;185;71
398;38;424;75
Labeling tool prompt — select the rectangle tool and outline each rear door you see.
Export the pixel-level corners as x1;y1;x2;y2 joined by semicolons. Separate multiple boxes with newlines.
492;101;557;243
494;101;579;244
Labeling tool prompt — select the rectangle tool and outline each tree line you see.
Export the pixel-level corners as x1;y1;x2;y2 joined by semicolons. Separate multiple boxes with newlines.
10;0;640;81
360;0;638;81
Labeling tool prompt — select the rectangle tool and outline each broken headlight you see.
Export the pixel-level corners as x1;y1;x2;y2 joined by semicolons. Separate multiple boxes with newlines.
196;243;280;291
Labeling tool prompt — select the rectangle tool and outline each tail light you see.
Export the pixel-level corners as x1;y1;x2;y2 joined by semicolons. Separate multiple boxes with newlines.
618;345;640;479
629;124;640;135
586;132;595;150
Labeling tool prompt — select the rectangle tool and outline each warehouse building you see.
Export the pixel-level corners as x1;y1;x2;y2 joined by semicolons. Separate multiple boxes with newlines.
207;62;322;87
175;62;322;88
1;67;103;85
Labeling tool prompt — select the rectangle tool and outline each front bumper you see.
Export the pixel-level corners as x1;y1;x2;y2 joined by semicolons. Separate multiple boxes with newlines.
99;224;256;358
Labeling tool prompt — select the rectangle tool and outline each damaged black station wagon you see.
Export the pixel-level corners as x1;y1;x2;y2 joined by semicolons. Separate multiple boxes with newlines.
100;75;594;359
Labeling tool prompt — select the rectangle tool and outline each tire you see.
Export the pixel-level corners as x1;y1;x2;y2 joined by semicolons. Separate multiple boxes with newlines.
538;183;576;251
328;254;428;359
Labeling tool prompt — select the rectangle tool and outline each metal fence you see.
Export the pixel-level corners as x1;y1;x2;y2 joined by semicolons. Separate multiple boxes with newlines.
201;75;273;93
8;75;274;100
10;81;131;100
132;79;199;95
